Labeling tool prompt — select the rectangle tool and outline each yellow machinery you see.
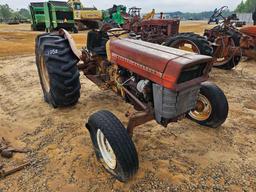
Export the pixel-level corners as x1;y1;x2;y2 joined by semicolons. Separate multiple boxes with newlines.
142;9;156;20
68;0;102;30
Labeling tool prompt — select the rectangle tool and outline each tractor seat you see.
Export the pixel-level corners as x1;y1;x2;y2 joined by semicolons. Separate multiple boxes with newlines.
87;30;109;55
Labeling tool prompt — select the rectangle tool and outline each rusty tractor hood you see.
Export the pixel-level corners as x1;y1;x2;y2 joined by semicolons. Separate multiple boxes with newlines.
108;38;212;91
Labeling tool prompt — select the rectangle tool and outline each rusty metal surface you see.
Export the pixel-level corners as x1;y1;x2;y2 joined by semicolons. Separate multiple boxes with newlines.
122;87;148;111
243;49;256;60
0;137;30;159
0;162;31;179
140;19;180;44
212;36;239;66
127;111;154;136
109;38;212;90
240;26;256;37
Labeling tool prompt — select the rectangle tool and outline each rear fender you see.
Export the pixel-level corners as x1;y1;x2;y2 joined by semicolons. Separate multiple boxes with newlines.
59;29;82;60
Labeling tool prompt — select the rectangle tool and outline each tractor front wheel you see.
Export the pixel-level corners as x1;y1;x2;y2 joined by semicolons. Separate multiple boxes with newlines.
188;82;229;128
86;110;139;182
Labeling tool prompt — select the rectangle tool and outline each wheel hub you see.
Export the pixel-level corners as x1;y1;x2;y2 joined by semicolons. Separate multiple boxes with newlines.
195;100;205;112
189;94;212;121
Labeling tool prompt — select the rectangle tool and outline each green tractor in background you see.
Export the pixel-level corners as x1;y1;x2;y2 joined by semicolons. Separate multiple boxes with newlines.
102;5;127;26
30;2;46;31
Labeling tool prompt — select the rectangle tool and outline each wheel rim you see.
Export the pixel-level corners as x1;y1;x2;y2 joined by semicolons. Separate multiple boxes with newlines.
213;37;235;66
189;94;212;121
172;39;200;53
39;56;50;92
96;129;117;170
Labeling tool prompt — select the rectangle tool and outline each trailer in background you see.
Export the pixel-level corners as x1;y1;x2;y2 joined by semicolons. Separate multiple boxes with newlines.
30;1;75;32
30;2;46;31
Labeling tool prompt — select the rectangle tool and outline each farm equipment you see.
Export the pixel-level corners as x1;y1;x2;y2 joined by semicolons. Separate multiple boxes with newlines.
102;5;127;26
30;2;46;31
109;5;255;70
104;7;212;58
203;6;256;69
239;26;256;60
30;1;75;32
167;6;256;70
35;27;229;181
68;0;102;30
108;6;181;44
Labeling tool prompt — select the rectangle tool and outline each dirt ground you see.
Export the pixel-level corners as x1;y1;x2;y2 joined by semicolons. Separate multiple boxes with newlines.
0;22;255;192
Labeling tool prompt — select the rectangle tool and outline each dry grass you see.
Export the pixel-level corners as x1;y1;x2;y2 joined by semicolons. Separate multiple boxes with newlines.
0;24;86;57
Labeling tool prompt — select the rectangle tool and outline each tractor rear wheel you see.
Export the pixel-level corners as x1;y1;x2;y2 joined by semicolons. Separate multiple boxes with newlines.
86;110;139;182
188;82;229;128
213;36;241;70
35;33;80;108
163;33;213;56
214;31;241;70
214;55;241;70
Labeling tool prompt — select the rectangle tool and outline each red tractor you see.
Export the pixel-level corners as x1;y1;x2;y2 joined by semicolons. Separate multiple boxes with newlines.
121;7;181;44
35;27;228;182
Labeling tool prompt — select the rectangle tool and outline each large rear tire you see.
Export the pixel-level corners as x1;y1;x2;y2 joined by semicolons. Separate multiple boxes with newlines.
86;110;139;182
163;33;213;56
35;33;80;107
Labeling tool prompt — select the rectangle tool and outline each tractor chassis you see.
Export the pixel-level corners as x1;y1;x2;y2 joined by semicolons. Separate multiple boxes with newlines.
36;29;230;182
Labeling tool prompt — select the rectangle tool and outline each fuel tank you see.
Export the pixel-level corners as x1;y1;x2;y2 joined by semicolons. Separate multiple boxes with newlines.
109;38;212;91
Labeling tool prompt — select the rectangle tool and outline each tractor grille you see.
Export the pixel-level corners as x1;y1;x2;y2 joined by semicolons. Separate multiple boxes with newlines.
56;11;73;20
177;63;207;84
153;83;200;124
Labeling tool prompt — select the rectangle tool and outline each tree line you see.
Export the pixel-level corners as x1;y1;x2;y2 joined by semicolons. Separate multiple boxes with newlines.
0;4;30;22
162;10;233;21
235;0;256;12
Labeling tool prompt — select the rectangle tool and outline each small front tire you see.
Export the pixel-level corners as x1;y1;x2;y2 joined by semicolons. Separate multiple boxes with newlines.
188;82;229;128
86;110;139;182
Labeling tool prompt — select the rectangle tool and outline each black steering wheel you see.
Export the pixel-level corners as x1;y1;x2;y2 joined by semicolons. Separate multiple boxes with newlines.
211;6;228;19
